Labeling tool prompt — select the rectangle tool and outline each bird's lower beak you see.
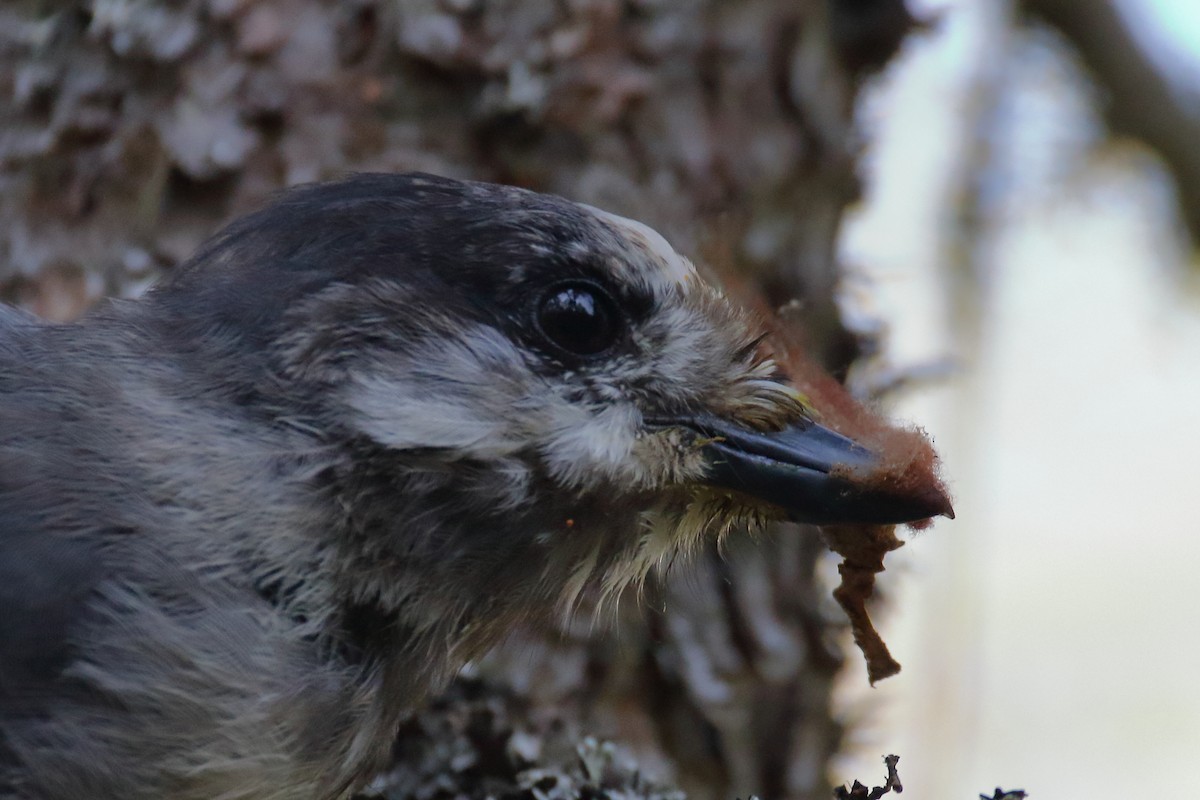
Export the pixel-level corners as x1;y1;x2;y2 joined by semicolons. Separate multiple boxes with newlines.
650;415;954;526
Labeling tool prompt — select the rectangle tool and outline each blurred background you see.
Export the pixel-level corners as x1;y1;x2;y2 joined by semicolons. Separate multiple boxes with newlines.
835;1;1200;798
2;1;1198;798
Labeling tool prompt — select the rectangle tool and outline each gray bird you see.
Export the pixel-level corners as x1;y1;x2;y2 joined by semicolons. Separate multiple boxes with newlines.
0;173;948;800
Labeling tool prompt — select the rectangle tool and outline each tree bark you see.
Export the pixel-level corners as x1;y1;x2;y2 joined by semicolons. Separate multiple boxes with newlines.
0;2;920;798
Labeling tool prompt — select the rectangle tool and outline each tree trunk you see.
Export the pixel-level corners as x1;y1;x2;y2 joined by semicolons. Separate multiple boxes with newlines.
0;2;920;798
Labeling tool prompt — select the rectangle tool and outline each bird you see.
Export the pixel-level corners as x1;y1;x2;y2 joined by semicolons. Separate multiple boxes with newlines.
0;172;950;800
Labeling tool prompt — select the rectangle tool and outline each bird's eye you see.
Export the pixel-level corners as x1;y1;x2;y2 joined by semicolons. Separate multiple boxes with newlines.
535;283;620;357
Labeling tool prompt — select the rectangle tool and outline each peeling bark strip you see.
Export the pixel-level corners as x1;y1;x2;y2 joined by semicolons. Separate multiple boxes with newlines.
1;2;925;798
822;526;905;684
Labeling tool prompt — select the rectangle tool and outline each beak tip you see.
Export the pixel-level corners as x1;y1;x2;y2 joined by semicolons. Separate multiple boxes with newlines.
930;489;955;520
878;484;954;527
917;486;955;522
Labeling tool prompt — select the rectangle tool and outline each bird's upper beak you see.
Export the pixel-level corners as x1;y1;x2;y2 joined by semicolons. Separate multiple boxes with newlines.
650;414;954;526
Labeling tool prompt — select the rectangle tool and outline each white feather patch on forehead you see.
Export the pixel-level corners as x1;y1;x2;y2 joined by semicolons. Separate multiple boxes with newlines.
578;204;698;289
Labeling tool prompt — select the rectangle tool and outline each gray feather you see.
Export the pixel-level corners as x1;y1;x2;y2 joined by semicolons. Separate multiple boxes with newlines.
0;174;795;800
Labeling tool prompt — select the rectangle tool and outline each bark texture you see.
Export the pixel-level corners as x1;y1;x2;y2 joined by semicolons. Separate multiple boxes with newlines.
0;2;919;798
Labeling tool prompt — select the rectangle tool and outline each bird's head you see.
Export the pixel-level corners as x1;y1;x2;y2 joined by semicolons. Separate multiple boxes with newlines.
150;173;949;641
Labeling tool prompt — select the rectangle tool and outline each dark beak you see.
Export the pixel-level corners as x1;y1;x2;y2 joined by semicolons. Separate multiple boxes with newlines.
651;415;954;526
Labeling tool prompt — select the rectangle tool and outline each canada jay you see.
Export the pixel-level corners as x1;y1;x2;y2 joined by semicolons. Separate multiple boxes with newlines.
0;173;949;799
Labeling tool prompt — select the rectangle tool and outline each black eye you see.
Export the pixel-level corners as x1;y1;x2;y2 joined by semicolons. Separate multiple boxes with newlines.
535;283;621;357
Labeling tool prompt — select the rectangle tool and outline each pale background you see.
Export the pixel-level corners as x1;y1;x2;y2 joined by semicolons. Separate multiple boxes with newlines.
833;1;1200;797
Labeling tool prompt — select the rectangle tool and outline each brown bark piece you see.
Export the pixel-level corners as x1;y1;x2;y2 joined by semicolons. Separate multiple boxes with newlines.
822;525;905;684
